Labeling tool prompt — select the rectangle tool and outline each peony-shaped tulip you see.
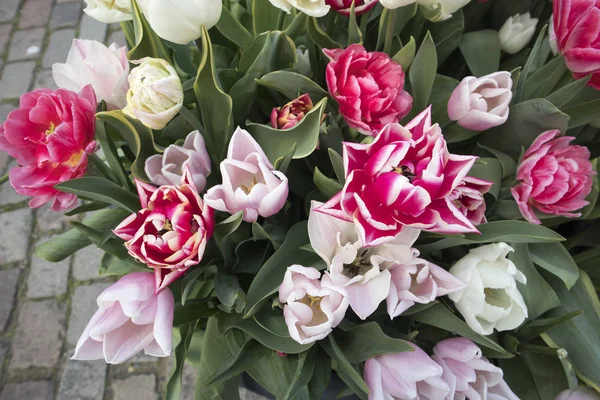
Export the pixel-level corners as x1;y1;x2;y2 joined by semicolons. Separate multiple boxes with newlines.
511;130;595;224
137;0;222;45
379;0;470;21
553;0;600;89
499;12;539;55
316;107;479;246
325;0;378;16
204;127;289;223
431;338;519;400
449;176;492;225
271;94;313;130
447;71;513;131
556;387;600;400
72;272;174;364
53;39;129;109
268;0;330;18
278;265;349;345
309;201;420;320
364;343;450;400
113;170;214;292
83;0;132;23
145;130;211;192
0;86;97;211
123;58;183;130
448;243;528;335
387;255;465;318
323;44;412;136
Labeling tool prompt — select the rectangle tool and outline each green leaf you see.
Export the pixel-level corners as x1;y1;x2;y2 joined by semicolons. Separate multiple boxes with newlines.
194;26;234;163
285;12;307;39
246;349;309;398
521;351;571;400
564;99;600;129
128;0;171;62
392;36;416;71
274;143;296;175
529;243;580;289
477;144;517;179
409;32;437;118
307;17;342;49
99;253;147;276
283;347;317;400
307;348;332;399
314;167;342;199
256;71;328;101
335;322;413;364
253;0;282;36
320;336;369;398
215;271;245;309
248;97;327;162
215;9;254;50
468;158;502;199
459;30;501;77
204;339;268;386
517;311;583;342
348;2;363;45
173;300;218;326
95;120;133;191
514;25;548;103
328;148;345;184
64;201;110;217
429;74;459;126
547;75;591;109
524;55;568;100
55;177;141;213
428;10;464;64
166;322;196;400
500;356;543;400
214;211;244;253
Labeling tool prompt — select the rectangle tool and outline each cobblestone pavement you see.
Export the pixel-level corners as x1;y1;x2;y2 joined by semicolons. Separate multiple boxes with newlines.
0;1;268;399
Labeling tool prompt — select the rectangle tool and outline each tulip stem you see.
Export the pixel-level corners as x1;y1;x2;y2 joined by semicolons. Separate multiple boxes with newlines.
277;10;286;31
326;12;337;37
224;0;230;10
0;173;8;185
383;9;396;55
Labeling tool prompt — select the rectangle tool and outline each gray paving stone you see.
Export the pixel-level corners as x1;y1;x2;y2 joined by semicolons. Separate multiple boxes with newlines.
57;358;107;400
50;1;82;29
79;14;107;43
73;246;104;281
0;208;33;264
0;174;26;205
67;283;111;345
27;254;70;298
35;203;71;232
0;61;36;100
10;300;66;369
112;374;158;400
43;29;75;68
0;381;55;400
20;0;53;28
8;28;45;61
0;0;20;23
0;151;8;173
0;24;11;57
181;363;197;400
0;269;20;331
0;103;15;122
0;343;8;371
107;29;126;48
240;387;268;400
33;68;58;90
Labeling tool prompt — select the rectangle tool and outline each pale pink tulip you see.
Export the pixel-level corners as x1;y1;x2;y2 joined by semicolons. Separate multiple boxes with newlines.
449;176;493;226
447;71;513;131
52;39;129;109
72;272;174;364
278;265;349;345
204;127;289;222
145;130;211;192
556;387;600;400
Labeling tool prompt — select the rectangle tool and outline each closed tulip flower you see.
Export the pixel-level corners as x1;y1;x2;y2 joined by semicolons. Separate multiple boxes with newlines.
447;71;513;131
499;12;539;54
271;94;313;130
83;0;132;23
449;176;493;225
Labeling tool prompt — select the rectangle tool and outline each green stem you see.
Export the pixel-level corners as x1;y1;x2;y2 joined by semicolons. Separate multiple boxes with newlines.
520;344;561;356
383;9;396;55
326;11;337;38
276;10;286;31
0;173;8;186
224;0;231;9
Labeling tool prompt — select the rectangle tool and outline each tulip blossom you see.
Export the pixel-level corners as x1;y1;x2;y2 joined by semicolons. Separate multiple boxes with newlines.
72;272;174;364
204;127;289;223
379;0;470;21
549;16;559;56
364;343;450;400
387;255;465;318
123;58;183;130
268;0;330;17
83;0;132;23
449;176;493;225
449;243;528;335
431;338;519;400
309;201;420;320
556;387;600;400
53;39;129;109
447;71;513;131
145;130;211;192
325;0;378;16
499;13;539;54
324;44;412;136
113;170;214;292
553;0;600;89
0;86;97;211
137;0;222;45
316;107;479;246
271;94;313;130
278;265;349;345
512;130;595;224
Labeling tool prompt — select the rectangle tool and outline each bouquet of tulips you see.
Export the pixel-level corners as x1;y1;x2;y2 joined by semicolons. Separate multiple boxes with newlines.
2;0;600;398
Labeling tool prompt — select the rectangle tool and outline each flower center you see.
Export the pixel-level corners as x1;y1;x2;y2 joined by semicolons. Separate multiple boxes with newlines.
64;151;84;168
240;176;258;194
299;295;327;326
343;249;372;278
45;122;56;136
158;218;173;235
393;165;416;182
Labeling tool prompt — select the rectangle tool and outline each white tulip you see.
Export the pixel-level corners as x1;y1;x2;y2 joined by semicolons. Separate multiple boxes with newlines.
549;16;559;56
268;0;330;18
137;0;223;45
499;12;539;55
379;0;470;22
83;0;132;23
123;58;183;130
448;243;528;336
378;0;417;9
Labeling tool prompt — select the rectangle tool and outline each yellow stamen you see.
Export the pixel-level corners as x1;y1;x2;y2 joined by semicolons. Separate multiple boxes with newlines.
45;122;56;136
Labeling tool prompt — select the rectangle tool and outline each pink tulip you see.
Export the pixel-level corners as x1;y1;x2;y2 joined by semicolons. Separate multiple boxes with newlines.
72;272;174;364
270;94;313;130
144;130;211;192
511;130;595;224
323;44;413;136
386;256;465;318
556;387;600;400
316;107;479;246
52;39;129;109
431;338;519;400
553;0;600;89
204;127;289;223
113;169;214;292
0;86;97;211
447;71;513;131
449;176;493;225
325;0;378;16
278;265;349;345
364;343;450;400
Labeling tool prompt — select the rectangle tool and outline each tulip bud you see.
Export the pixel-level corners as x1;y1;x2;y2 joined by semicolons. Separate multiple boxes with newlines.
123;58;183;130
83;0;132;23
324;0;377;16
499;12;538;55
270;94;313;130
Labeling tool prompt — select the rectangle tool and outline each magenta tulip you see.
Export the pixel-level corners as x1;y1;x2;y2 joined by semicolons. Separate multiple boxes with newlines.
270;94;313;130
325;0;378;16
